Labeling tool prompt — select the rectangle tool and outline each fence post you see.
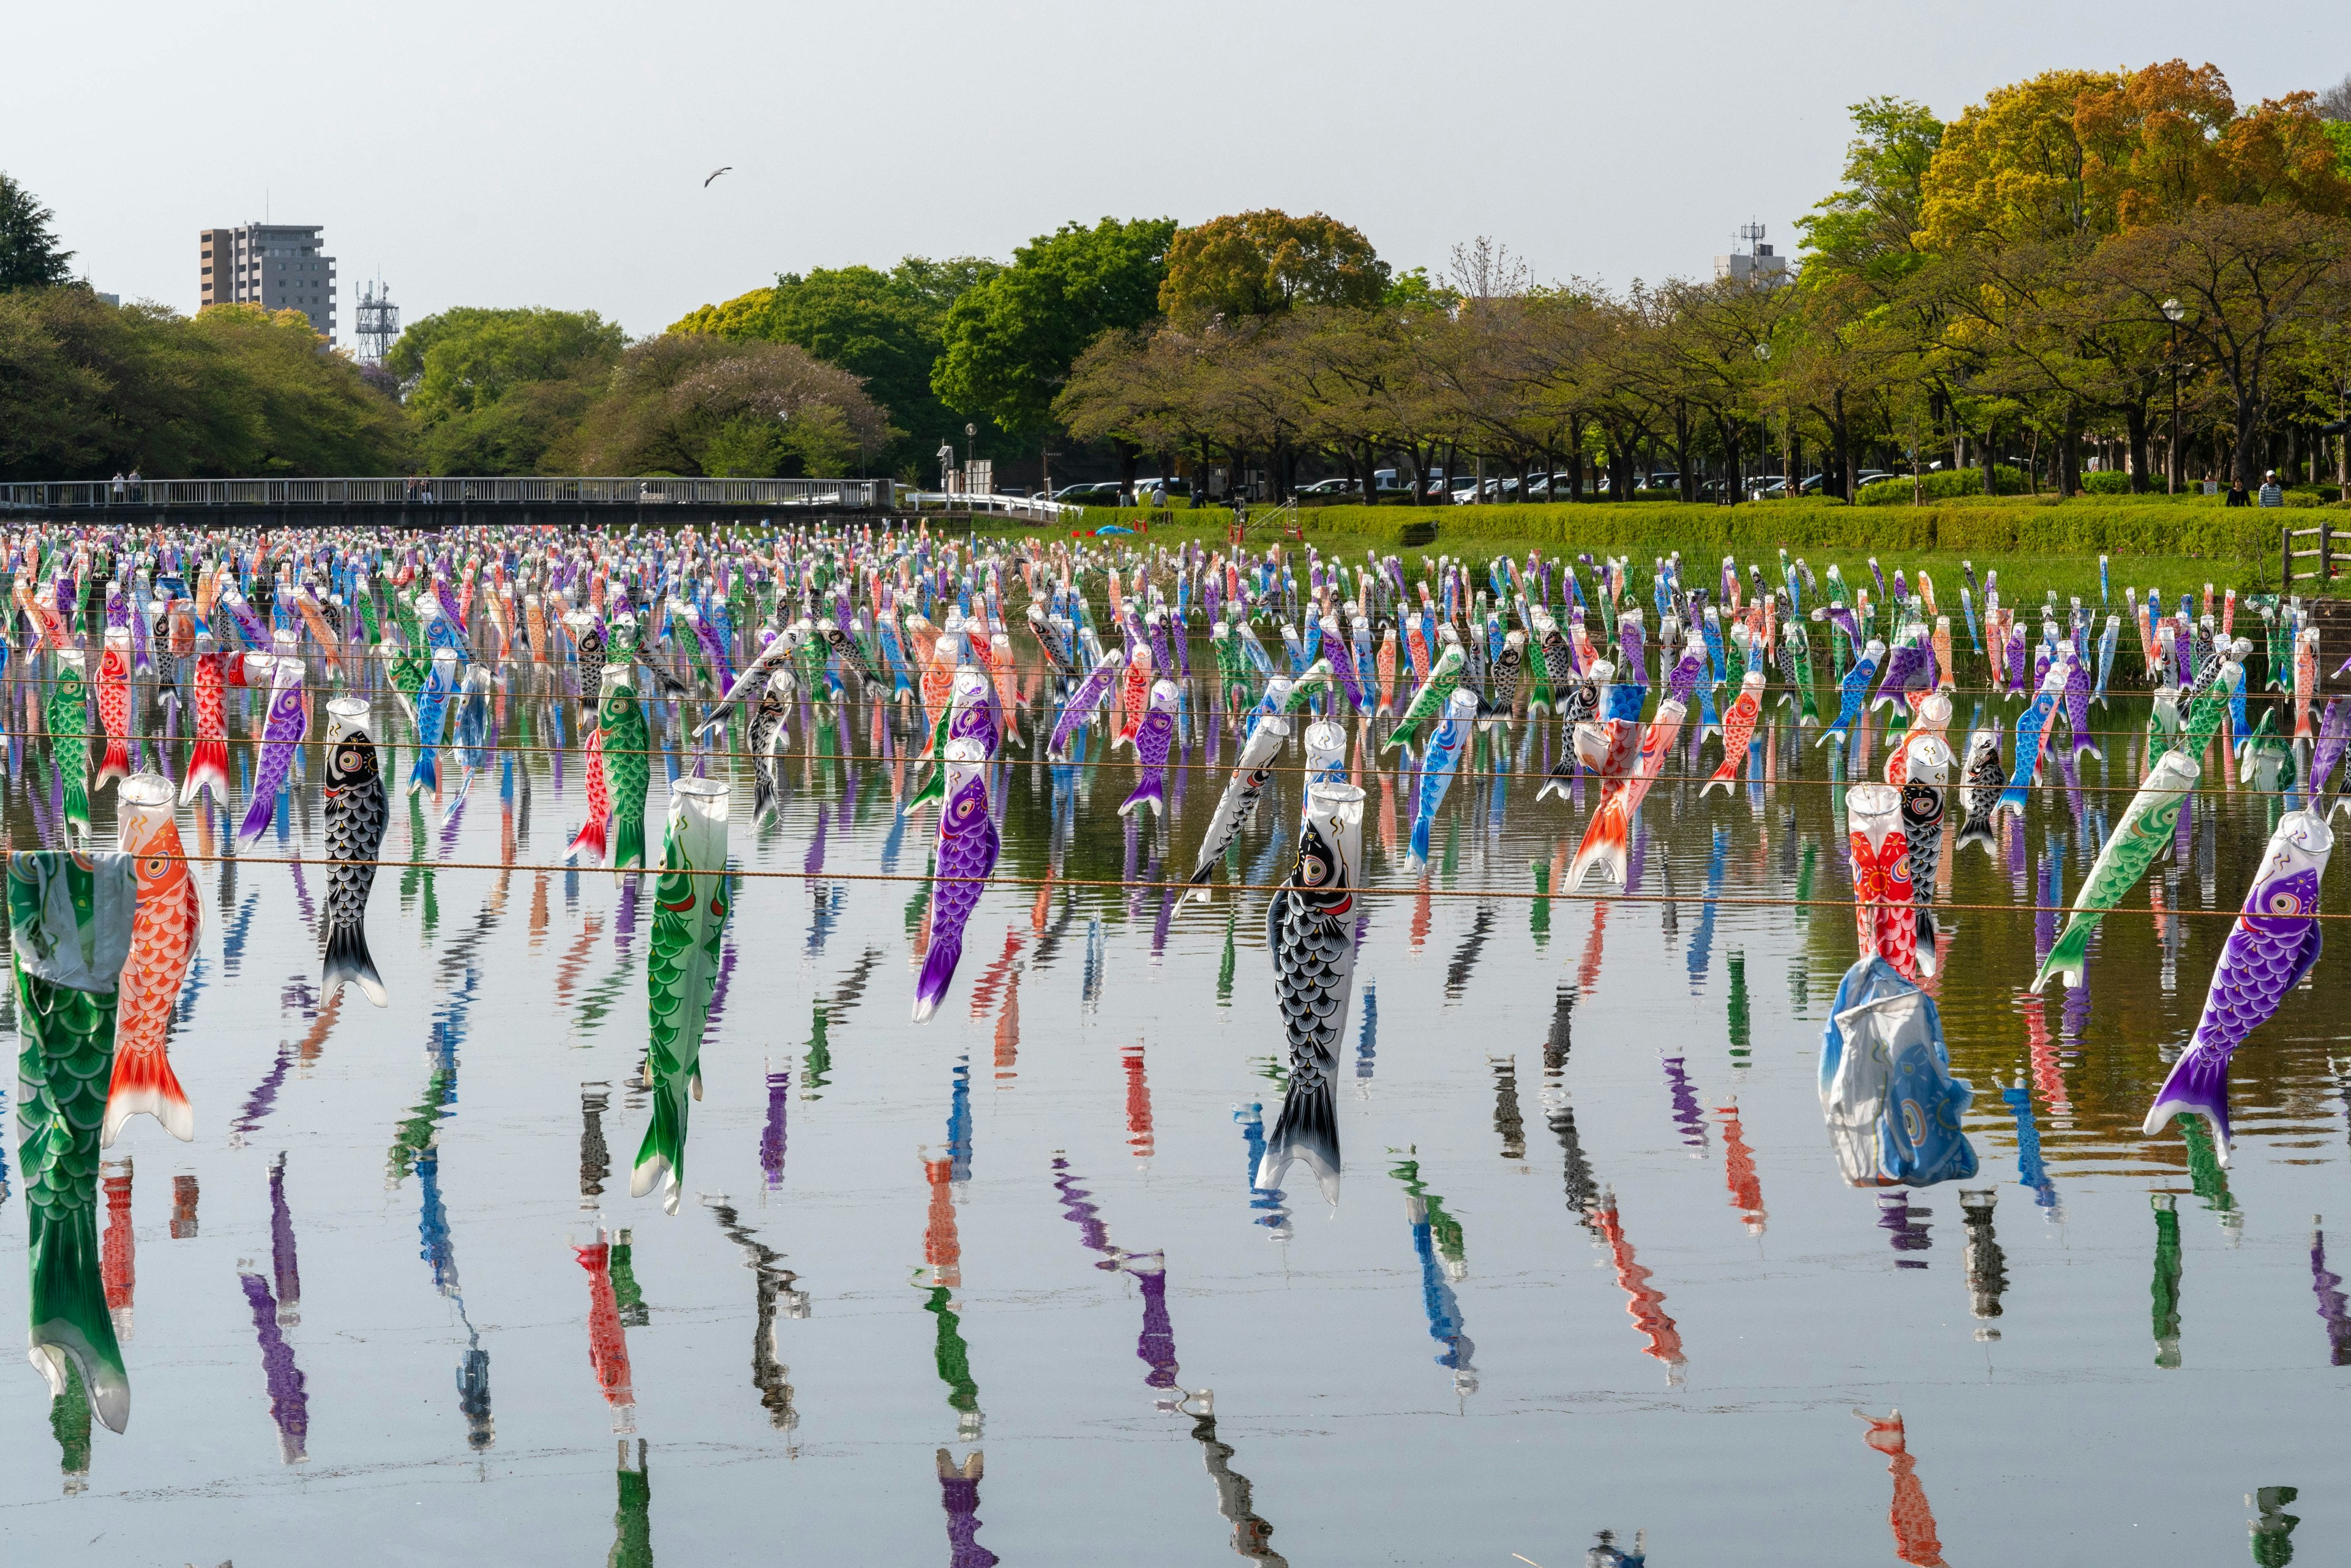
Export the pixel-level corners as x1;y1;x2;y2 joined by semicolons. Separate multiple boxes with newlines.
2284;525;2293;593
2327;519;2336;588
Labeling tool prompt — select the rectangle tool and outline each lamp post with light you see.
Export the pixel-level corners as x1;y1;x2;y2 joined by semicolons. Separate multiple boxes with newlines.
2162;298;2184;495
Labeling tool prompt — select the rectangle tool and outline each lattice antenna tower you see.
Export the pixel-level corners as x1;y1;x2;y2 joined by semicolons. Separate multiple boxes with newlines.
355;275;399;362
1734;221;1768;256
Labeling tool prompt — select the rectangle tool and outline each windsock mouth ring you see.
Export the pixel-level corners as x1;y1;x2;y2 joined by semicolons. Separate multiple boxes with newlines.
119;773;174;809
326;697;369;723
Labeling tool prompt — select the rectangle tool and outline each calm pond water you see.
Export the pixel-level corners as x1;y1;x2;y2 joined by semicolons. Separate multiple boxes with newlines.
2;661;2344;1567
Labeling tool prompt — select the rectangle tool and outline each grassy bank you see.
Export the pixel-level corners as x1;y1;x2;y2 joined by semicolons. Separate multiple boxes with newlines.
989;495;2350;606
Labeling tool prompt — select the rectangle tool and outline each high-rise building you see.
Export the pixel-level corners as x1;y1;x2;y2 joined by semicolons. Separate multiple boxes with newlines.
199;223;338;342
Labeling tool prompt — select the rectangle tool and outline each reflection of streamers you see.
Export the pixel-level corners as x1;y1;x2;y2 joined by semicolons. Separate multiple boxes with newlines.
610;1439;653;1568
579;1083;612;1206
1877;1191;1932;1267
1961;1190;2006;1338
2151;1193;2183;1368
1662;1054;1708;1157
101;1159;134;1337
1408;875;1431;951
553;917;604;1009
1191;1405;1288;1565
2316;1223;2351;1367
936;1449;999;1568
1123;1040;1154;1159
269;1152;302;1326
1714;1103;1766;1234
1856;1409;1948;1567
1577;901;1609;996
969;929;1023;1019
760;1069;789;1188
238;1270;310;1464
1592;1190;1685;1378
704;1196;805;1431
1999;1076;2061;1215
1443;903;1493;997
1232;1105;1291;1236
576;1233;636;1429
924;1157;962;1287
2018;989;2072;1131
922;1288;982;1422
993;970;1021;1082
1490;1056;1524;1160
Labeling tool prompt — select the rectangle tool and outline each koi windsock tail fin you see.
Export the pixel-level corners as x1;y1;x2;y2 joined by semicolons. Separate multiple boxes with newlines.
2143;1046;2234;1159
1256;1073;1341;1204
912;930;965;1022
1566;794;1631;891
565;812;609;867
94;737;131;791
610;815;647;872
407;746;439;796
179;737;229;808
103;1050;193;1145
1117;774;1165;818
323;921;388;1008
2033;917;2094;994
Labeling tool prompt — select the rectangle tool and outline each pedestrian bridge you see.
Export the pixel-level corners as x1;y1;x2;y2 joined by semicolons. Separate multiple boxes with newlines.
0;475;894;525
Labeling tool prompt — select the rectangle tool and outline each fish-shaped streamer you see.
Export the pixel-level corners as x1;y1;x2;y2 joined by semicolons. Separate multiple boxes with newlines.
10;849;138;1434
1847;783;1916;978
912;739;1001;1023
600;663;653;871
1383;645;1466;756
1565;716;1643;891
1993;661;2067;819
1482;629;1525;724
1257;781;1366;1204
632;778;732;1214
1119;679;1180;818
2093;615;2120;707
407;648;458;796
1818;639;1885;749
1406;690;1477;873
1702;672;1766;796
1819;955;1977;1188
2033;750;2199;993
1870;642;1930;714
2311;698;2351;814
1954;727;2006;858
1302;718;1348;787
692;628;799;738
48;649;92;839
1534;659;1613;803
180;643;231;809
746;669;794;826
568;726;611;866
93;628;133;793
2063;649;2098;760
2142;809;2333;1161
1049;647;1123;760
321;698;389;1007
1900;738;1951;973
1187;713;1290;901
105;774;201;1144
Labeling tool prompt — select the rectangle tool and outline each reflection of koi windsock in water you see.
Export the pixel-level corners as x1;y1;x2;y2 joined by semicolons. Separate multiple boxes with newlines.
1856;1409;1949;1568
180;644;231;809
105;774;201;1144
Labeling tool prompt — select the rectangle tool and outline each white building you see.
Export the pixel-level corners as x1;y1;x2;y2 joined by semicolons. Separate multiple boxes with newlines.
1714;222;1790;288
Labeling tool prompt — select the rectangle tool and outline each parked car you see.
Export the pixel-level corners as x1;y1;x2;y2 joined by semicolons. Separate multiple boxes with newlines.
1052;482;1117;503
1297;477;1360;495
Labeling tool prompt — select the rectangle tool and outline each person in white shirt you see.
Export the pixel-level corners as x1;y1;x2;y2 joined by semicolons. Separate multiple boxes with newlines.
2259;470;2285;508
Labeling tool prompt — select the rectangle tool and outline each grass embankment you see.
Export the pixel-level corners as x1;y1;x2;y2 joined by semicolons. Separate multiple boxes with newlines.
988;494;2350;606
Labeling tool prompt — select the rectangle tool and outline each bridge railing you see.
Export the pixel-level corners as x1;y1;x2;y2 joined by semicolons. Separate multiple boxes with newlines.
0;476;894;510
901;490;1073;522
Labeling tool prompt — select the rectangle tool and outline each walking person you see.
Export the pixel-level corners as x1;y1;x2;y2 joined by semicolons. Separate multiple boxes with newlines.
2259;470;2285;508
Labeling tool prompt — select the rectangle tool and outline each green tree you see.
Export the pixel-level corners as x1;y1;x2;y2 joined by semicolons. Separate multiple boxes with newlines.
671;257;1001;476
383;306;624;473
1158;209;1389;321
0;172;73;292
0;291;406;479
932;216;1177;438
558;334;893;478
1798;97;1944;288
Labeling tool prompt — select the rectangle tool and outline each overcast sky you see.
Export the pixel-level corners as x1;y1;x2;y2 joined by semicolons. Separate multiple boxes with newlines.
7;0;2342;341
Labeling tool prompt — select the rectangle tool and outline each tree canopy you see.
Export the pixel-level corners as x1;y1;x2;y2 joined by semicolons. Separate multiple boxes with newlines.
557;335;893;478
0;289;407;479
0;171;73;293
383;306;625;475
1158;209;1389;321
931;216;1177;440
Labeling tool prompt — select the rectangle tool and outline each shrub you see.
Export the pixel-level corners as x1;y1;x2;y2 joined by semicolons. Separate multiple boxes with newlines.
1857;467;2027;505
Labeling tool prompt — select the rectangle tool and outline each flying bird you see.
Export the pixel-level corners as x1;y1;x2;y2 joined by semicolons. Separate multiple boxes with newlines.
703;167;732;187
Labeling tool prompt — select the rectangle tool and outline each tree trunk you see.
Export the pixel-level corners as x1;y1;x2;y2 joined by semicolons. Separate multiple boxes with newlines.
2058;419;2080;497
1833;389;1854;502
2124;405;2150;493
1981;419;1998;498
2235;393;2263;492
1674;403;1695;502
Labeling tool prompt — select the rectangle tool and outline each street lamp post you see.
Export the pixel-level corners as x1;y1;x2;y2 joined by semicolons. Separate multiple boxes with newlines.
2161;298;2184;495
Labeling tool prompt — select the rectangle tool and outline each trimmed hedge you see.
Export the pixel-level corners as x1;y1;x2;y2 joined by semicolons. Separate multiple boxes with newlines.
1858;467;2026;504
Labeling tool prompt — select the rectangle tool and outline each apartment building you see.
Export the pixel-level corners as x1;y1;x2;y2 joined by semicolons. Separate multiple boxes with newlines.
199;223;338;342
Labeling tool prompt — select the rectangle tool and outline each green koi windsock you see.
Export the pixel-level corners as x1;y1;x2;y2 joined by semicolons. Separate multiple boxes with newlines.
11;850;139;1434
632;778;732;1214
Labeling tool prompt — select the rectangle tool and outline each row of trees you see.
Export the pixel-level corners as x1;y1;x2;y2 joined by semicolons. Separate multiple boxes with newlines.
1057;63;2351;501
5;62;2347;487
